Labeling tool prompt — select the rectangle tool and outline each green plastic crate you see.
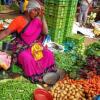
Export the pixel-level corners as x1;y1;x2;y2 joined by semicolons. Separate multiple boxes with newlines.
45;0;78;43
64;34;85;44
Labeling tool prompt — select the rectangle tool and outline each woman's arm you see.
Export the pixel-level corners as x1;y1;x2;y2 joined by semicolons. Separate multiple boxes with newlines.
0;29;11;40
0;16;23;40
42;16;48;34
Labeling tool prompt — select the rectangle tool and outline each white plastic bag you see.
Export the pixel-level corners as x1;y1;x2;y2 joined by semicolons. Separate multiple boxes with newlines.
0;51;11;70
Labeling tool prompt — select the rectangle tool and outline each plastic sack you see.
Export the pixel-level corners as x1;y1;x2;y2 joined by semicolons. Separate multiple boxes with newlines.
0;51;11;70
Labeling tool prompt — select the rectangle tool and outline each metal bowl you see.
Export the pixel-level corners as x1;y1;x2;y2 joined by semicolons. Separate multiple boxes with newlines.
43;72;60;85
56;68;66;80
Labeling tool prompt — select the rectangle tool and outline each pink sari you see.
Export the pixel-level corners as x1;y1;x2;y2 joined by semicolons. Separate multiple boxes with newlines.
16;18;55;81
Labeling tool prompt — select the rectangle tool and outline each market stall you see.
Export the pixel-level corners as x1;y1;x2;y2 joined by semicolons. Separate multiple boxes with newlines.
0;0;100;100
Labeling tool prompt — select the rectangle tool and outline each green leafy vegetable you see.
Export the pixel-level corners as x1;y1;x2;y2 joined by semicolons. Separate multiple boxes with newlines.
85;41;100;57
0;77;37;100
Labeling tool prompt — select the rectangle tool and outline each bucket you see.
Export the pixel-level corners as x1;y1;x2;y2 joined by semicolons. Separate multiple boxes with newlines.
34;88;53;100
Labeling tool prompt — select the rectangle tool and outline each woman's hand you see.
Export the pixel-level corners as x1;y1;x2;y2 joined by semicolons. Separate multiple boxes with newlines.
0;51;11;70
36;6;45;19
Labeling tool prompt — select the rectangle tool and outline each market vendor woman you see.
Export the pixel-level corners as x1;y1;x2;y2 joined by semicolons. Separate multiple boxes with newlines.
0;0;56;83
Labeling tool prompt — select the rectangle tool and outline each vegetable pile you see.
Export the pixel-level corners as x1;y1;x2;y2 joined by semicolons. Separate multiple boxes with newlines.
0;77;37;100
85;41;100;57
79;56;100;78
50;75;100;100
50;78;86;100
76;75;100;100
55;52;85;79
0;5;8;12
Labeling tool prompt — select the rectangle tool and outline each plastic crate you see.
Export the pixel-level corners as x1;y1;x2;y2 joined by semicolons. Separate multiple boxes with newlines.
64;34;85;44
48;27;65;43
45;0;78;42
44;0;69;6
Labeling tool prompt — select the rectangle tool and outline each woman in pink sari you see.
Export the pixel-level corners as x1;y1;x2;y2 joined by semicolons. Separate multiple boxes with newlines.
0;0;56;83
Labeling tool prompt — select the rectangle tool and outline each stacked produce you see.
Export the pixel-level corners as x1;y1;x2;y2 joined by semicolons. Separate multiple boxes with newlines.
50;75;100;100
75;43;85;56
92;22;100;36
55;51;85;79
0;23;4;31
63;35;85;55
0;5;8;12
50;77;86;100
79;56;100;78
78;41;100;78
86;12;97;27
76;75;100;100
85;41;100;57
55;36;86;79
0;77;37;100
10;2;19;11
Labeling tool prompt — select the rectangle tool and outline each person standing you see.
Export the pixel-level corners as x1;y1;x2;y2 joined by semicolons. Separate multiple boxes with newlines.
78;0;93;26
93;0;98;7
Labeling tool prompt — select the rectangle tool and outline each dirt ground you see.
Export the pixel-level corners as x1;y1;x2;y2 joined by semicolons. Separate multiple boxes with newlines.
84;37;99;46
0;11;20;19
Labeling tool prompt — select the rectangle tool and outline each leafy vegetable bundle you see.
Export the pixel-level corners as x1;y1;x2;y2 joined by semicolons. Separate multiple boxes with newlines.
85;41;100;57
0;77;37;100
55;52;85;79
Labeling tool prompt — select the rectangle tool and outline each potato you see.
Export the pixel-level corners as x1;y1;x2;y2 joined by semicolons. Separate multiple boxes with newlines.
57;94;60;98
67;93;70;97
64;96;68;99
43;84;48;87
70;96;75;100
59;97;63;100
56;87;60;91
81;97;87;100
64;80;67;84
72;90;76;94
75;89;79;92
53;98;56;100
54;93;57;97
65;88;68;92
61;93;64;97
75;93;81;98
64;91;67;95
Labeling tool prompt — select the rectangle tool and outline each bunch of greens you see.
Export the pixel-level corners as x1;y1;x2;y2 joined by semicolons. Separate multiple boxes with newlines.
0;5;8;12
85;41;100;57
63;35;85;56
0;78;37;100
55;52;85;79
10;2;19;11
3;36;12;42
75;43;85;56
